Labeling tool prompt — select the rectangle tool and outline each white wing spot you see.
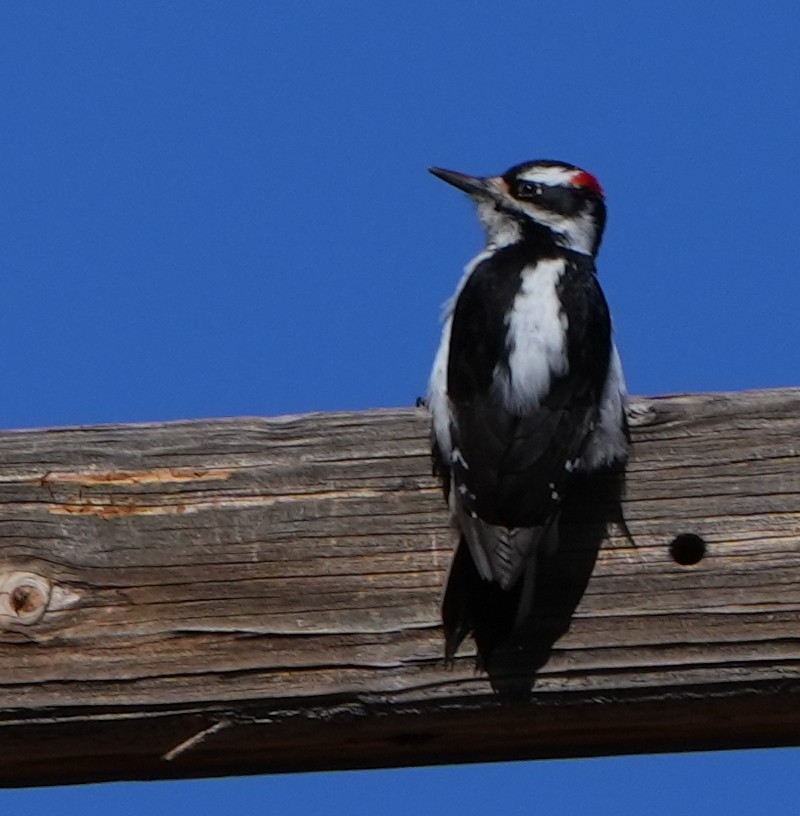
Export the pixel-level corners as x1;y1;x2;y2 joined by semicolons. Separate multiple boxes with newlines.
456;485;476;500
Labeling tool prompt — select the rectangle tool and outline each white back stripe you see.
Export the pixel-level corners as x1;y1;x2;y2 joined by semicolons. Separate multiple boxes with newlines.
494;258;568;412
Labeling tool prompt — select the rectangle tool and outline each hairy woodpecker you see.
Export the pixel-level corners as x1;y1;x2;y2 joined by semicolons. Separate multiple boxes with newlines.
427;159;628;665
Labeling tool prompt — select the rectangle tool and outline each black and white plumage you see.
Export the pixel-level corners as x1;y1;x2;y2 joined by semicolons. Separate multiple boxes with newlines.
427;160;628;665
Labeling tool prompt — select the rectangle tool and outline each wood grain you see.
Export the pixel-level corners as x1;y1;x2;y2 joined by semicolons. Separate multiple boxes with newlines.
0;388;799;786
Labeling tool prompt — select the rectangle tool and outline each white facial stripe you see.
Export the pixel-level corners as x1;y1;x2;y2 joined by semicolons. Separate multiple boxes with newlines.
493;258;568;412
515;202;597;255
517;165;583;186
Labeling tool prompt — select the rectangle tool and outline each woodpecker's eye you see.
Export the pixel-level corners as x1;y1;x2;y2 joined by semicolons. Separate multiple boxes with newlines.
512;181;588;216
516;181;543;199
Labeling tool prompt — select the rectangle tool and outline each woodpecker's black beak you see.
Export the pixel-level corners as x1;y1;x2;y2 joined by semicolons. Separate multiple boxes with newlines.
430;167;504;200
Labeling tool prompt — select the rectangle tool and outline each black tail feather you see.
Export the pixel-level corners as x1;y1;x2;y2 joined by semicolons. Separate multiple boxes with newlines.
442;536;525;667
441;465;628;698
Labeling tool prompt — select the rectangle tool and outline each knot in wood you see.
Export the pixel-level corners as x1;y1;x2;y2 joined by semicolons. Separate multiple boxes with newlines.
0;571;51;625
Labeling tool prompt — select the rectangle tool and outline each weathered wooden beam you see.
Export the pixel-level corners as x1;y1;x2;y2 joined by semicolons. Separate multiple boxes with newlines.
0;388;799;787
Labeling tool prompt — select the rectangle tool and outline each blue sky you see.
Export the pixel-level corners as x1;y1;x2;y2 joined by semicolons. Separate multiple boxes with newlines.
2;1;799;811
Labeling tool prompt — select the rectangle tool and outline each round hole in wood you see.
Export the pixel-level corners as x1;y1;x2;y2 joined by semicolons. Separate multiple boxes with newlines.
669;533;706;566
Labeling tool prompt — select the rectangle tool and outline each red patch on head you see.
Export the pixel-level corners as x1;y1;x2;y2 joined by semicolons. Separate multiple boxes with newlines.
571;171;604;197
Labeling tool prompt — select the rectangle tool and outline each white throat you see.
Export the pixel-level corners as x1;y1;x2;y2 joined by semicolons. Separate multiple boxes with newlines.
475;199;522;248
